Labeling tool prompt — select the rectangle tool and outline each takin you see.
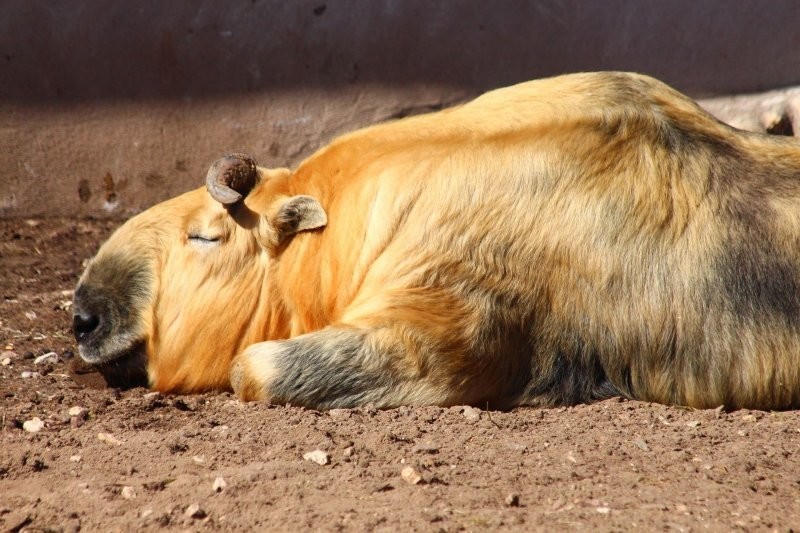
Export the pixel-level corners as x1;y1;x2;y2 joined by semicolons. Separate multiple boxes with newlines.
72;71;800;411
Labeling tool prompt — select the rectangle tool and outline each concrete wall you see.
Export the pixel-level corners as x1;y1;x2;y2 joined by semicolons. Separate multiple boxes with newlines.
3;0;799;217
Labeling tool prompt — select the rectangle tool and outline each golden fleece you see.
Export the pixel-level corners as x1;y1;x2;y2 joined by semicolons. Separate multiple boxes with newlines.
73;72;800;410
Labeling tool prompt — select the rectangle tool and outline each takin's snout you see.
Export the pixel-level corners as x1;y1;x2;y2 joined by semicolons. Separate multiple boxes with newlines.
72;252;154;388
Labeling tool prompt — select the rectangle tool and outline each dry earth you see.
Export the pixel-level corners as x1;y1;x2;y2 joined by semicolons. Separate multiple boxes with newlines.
1;215;800;532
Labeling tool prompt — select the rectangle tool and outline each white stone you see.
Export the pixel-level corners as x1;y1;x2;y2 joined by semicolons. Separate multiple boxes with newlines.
97;432;124;445
303;449;330;466
184;503;205;518
121;486;136;499
212;476;227;493
23;417;44;433
462;406;481;422
68;406;88;418
401;466;423;485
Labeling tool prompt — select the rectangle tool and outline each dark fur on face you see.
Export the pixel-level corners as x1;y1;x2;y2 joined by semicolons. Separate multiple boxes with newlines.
73;253;153;382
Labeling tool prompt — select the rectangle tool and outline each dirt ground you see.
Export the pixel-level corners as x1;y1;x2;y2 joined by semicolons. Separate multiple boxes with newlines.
1;217;799;532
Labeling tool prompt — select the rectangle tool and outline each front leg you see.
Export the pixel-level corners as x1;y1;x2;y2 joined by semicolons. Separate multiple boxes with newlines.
230;326;459;409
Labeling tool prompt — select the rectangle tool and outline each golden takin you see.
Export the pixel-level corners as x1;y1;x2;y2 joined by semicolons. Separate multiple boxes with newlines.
73;72;800;410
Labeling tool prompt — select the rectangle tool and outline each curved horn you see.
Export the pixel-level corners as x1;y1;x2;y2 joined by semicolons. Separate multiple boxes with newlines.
205;153;259;205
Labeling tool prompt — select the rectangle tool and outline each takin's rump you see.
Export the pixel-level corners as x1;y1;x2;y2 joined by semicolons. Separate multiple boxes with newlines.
72;72;800;410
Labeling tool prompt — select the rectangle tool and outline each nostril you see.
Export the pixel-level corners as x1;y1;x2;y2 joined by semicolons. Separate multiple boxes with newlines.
73;313;100;342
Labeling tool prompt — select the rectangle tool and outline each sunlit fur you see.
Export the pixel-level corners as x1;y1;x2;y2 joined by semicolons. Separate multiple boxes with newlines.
78;72;800;410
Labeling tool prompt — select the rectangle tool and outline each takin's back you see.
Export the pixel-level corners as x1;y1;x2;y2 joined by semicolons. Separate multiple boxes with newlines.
261;71;800;409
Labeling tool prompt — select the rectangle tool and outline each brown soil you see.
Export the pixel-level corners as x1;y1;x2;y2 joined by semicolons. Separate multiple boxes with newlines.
1;217;799;532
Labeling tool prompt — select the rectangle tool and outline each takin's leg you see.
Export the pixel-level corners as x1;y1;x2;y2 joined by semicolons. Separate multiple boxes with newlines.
230;324;477;409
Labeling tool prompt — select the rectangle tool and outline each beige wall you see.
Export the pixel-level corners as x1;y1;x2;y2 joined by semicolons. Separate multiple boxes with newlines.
3;0;800;217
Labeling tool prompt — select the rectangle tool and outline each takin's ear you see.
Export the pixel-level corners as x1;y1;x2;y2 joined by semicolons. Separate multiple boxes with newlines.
271;195;327;242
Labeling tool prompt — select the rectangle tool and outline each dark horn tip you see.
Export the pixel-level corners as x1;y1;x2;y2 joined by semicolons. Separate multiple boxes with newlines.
221;153;258;191
206;153;259;204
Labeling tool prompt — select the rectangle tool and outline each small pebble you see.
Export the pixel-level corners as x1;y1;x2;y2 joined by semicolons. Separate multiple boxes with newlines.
504;441;527;452
23;417;45;433
596;506;611;514
25;311;37;320
505;493;520;507
632;438;649;451
33;352;58;365
68;406;88;419
70;455;81;462
212;476;227;493
327;408;351;420
566;451;580;464
741;414;757;422
97;432;124;446
686;420;701;428
20;371;40;379
412;441;440;454
1;357;10;366
303;450;330;466
343;446;354;458
371;482;394;493
462;406;482;422
121;486;136;499
184;503;205;519
142;391;162;400
401;466;422;485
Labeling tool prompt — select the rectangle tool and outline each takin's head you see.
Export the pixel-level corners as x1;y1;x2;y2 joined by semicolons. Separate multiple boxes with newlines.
72;154;326;392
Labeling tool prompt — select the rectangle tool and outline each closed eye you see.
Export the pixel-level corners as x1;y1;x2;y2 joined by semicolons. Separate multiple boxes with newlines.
188;234;221;247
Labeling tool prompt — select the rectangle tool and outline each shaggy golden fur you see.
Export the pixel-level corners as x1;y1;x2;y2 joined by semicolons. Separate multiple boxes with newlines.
74;72;800;410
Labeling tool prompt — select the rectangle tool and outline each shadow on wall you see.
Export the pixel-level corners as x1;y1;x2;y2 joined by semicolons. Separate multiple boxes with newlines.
2;0;800;102
3;0;799;219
